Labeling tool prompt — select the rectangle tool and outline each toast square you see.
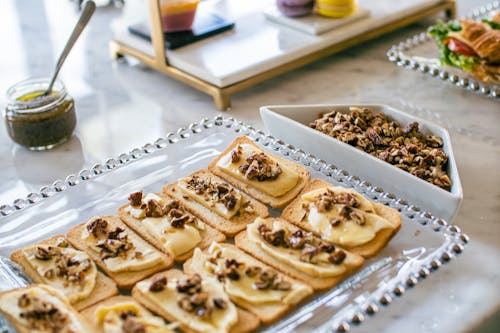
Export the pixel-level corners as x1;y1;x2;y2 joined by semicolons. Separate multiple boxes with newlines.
234;217;364;291
281;178;402;258
132;269;260;333
117;192;225;262
10;235;118;311
66;216;173;289
163;169;269;236
208;136;310;208
81;295;176;333
0;284;96;333
183;243;313;324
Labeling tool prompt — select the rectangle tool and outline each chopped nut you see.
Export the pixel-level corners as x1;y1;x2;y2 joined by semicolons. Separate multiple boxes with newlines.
177;274;202;295
213;298;227;310
319;243;336;253
43;269;55;279
230;146;242;163
177;296;195;312
330;218;341;226
189;292;208;306
309;108;451;191
34;246;54;260
87;218;108;237
300;246;319;263
238;152;282;181
128;191;143;207
328;250;347;265
18;293;31;307
149;275;167;292
18;295;68;331
244;265;262;277
145;199;164;218
186;175;241;212
55;238;68;248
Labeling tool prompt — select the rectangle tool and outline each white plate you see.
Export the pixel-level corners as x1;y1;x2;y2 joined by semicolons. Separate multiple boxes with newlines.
260;104;462;222
263;6;371;35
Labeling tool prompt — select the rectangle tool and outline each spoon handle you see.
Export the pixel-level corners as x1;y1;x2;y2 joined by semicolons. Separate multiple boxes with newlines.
46;1;96;94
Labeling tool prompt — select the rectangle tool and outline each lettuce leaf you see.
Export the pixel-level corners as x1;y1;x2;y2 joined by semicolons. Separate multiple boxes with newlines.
428;20;477;72
447;52;477;72
482;19;500;30
428;20;462;42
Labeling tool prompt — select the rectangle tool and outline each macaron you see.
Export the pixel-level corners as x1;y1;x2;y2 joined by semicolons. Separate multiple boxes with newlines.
277;0;314;17
316;0;357;18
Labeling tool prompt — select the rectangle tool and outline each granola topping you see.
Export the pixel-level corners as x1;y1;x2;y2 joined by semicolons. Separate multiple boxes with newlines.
310;107;452;191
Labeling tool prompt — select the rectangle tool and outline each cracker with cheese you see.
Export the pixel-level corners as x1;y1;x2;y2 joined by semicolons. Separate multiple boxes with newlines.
208;136;310;208
118;192;225;262
67;216;173;289
281;179;402;258
10;235;118;311
132;269;260;333
81;295;177;333
163;170;269;236
0;284;96;333
184;243;313;324
235;217;364;291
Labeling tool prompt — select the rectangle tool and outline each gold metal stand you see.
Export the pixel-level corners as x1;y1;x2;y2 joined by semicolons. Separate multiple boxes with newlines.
109;0;456;110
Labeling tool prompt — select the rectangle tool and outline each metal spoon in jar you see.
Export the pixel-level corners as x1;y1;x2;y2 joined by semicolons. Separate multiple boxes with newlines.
44;1;96;96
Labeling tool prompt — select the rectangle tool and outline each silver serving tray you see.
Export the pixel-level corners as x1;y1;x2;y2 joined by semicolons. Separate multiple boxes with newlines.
0;116;468;332
387;1;500;100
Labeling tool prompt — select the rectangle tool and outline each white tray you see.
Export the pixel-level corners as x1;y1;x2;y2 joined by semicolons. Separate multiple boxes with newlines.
0;116;467;332
260;104;462;222
113;0;445;87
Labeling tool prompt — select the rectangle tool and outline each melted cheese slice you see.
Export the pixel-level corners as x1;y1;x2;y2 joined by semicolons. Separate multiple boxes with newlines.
216;144;299;197
302;187;394;247
142;217;201;257
247;218;360;278
136;278;237;333
23;247;97;304
95;301;172;333
81;225;164;273
0;286;86;333
192;244;311;305
126;193;202;257
178;177;242;219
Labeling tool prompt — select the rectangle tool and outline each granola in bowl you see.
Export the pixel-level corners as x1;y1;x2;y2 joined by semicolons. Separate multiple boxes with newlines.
309;107;452;191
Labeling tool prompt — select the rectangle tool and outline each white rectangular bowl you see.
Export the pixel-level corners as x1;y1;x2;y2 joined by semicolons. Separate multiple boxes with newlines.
260;104;462;222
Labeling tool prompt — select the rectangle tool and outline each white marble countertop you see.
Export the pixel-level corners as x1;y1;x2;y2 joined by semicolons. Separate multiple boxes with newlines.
0;0;498;332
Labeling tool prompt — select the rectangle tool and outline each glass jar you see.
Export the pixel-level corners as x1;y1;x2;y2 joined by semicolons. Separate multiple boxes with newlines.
159;0;199;32
4;78;76;150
